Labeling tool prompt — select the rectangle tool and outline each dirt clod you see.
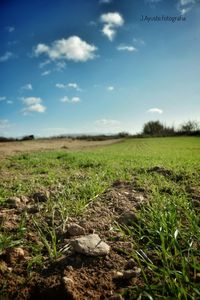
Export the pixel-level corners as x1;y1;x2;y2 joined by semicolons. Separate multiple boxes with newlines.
67;223;86;236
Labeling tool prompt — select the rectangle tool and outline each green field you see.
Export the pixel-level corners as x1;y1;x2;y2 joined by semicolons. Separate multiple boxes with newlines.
0;137;200;299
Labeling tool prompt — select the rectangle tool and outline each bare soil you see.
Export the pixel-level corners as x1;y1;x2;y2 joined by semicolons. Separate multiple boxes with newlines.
0;180;148;300
0;138;121;159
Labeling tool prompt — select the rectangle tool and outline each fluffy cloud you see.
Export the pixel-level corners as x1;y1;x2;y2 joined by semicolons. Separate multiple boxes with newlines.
100;12;124;41
0;52;13;62
177;0;196;14
35;36;97;62
107;86;114;91
21;83;33;91
22;97;46;114
60;96;80;103
117;45;137;52
0;96;6;101
147;108;163;114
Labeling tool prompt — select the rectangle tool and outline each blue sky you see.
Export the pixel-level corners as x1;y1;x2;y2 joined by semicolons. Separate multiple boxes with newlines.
0;0;200;137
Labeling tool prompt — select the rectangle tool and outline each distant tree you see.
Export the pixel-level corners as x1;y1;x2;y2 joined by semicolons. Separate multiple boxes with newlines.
117;132;130;138
143;121;165;136
21;135;35;141
180;121;199;133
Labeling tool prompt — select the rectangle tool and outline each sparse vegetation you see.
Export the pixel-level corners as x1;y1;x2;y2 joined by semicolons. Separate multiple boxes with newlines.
0;137;200;299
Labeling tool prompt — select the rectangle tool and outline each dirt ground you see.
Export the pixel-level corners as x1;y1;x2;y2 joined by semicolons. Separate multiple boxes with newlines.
0;180;147;300
0;138;121;159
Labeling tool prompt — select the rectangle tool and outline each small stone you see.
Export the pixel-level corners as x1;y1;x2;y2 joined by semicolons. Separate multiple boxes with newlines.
62;276;74;286
65;265;74;272
112;271;124;279
6;197;21;208
134;195;145;202
123;267;141;279
118;211;137;226
109;294;124;300
124;258;136;270
67;223;85;236
71;234;110;256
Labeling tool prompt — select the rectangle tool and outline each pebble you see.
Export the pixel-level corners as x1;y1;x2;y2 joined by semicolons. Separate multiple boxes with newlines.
71;234;110;256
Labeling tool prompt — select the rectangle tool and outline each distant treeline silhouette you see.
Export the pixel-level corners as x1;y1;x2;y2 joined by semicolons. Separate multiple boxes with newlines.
0;121;199;142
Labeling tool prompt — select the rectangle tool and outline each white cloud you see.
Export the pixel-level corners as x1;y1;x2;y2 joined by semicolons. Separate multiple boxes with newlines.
21;83;33;91
56;82;80;91
6;26;15;33
0;119;11;129
107;86;114;91
99;0;112;4
60;96;70;103
147;108;163;114
117;44;137;52
102;24;116;41
0;52;13;62
22;97;46;114
71;97;80;103
100;12;124;41
56;83;66;89
100;13;124;26
56;61;66;71
0;96;6;101
22;97;41;106
60;96;80;103
177;0;196;14
39;60;51;68
68;83;80;91
23;103;46;114
41;70;51;76
35;36;97;62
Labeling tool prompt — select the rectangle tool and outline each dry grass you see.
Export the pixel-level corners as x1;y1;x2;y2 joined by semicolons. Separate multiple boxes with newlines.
0;138;121;159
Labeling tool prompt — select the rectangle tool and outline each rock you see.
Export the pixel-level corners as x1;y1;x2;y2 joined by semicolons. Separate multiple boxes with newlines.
71;234;110;256
62;276;75;299
67;223;85;236
112;271;124;280
109;294;124;300
118;211;137;226
62;276;74;287
134;195;145;202
123;267;141;279
124;258;136;270
6;197;22;208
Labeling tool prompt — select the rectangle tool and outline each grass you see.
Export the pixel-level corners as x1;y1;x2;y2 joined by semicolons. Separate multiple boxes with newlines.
0;137;200;299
